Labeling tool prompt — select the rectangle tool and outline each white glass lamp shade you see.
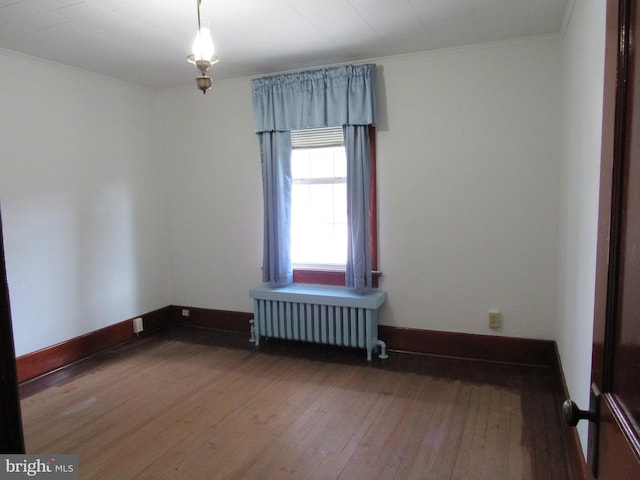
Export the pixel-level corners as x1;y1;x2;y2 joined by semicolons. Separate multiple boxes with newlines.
187;5;219;94
192;22;216;63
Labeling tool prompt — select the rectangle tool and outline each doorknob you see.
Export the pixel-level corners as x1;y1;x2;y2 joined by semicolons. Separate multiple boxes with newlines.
563;399;596;426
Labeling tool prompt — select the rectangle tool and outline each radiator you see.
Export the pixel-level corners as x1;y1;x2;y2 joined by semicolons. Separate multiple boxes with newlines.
249;283;387;361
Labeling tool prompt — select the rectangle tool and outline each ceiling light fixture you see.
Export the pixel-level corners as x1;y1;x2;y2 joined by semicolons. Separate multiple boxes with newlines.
187;0;219;94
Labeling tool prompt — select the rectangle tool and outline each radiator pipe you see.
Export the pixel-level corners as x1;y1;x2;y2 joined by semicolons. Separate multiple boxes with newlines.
249;319;256;343
377;340;388;359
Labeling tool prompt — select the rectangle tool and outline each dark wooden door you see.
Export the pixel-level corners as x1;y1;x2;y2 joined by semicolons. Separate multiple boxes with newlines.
0;206;25;453
588;0;640;477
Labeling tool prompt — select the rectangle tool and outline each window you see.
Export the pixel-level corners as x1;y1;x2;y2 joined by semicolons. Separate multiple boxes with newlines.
291;127;347;268
252;64;376;289
290;126;379;286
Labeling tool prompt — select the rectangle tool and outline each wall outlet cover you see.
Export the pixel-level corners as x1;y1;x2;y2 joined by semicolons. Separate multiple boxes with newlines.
489;311;501;329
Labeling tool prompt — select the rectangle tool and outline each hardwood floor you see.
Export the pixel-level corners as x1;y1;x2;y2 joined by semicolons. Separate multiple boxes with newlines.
19;327;573;479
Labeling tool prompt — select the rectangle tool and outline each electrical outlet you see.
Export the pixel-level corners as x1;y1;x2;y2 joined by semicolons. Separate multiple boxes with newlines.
182;309;190;317
488;310;501;329
133;317;144;334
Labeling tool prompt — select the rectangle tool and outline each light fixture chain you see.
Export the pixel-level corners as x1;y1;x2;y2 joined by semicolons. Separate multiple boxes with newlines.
196;0;202;36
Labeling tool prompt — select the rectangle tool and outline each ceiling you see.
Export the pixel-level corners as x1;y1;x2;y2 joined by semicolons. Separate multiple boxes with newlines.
0;0;570;88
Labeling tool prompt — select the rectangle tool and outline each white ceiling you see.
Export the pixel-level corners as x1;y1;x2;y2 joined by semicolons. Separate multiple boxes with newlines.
0;0;570;88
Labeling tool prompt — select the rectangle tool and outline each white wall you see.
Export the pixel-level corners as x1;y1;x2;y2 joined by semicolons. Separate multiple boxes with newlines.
557;0;606;455
376;39;561;338
159;37;563;340
0;51;170;356
157;79;263;311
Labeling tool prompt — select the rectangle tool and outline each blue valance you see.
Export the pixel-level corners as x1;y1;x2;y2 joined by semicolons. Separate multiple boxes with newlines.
251;64;376;133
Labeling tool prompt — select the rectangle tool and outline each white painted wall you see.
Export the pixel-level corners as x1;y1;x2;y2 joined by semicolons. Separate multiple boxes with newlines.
159;37;563;341
557;0;606;455
157;79;263;311
376;39;561;338
0;51;170;356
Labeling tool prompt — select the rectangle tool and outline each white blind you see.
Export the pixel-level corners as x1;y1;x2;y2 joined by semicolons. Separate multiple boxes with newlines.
291;127;344;148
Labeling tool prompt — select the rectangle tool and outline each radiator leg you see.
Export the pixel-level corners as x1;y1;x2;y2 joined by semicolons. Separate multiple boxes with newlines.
249;319;256;344
377;340;389;360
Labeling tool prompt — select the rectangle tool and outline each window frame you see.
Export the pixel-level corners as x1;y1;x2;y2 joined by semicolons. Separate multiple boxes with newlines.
292;125;380;287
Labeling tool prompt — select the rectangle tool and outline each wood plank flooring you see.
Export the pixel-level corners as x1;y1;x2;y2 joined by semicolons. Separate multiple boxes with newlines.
19;327;573;480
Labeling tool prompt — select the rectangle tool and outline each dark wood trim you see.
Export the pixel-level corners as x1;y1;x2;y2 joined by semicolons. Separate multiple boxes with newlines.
0;206;25;453
170;306;253;334
16;307;170;383
293;269;346;286
605;393;640;463
601;0;631;396
589;0;640;476
592;0;621;417
17;305;290;385
369;125;379;274
378;325;557;367
589;0;624;473
17;303;566;389
292;269;381;287
17;303;564;380
172;307;556;367
599;396;640;476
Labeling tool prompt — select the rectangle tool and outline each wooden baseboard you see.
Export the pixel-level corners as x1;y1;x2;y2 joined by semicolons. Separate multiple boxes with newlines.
169;306;557;367
170;305;252;333
16;307;170;383
16;305;561;385
378;325;557;367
